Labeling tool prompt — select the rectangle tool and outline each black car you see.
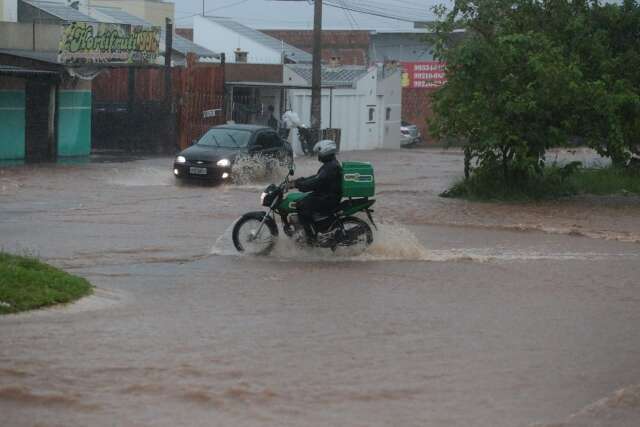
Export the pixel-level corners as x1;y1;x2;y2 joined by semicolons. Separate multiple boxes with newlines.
173;124;293;182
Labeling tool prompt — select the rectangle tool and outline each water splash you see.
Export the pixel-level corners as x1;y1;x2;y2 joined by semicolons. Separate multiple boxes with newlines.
211;220;638;263
211;220;442;262
230;154;290;186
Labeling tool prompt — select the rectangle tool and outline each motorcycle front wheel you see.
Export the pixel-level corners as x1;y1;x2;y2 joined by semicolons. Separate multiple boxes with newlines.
232;212;278;255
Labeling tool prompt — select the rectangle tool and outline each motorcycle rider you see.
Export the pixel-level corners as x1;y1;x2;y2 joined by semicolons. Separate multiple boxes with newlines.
290;140;341;238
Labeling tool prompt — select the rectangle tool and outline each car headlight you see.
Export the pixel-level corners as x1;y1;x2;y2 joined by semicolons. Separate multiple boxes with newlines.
260;192;267;204
175;156;186;164
217;158;231;167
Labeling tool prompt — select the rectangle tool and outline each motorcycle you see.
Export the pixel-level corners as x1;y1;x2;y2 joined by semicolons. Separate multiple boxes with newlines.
232;168;376;255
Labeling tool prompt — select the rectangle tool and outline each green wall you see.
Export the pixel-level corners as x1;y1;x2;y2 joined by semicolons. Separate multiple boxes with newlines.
0;90;26;161
57;90;91;157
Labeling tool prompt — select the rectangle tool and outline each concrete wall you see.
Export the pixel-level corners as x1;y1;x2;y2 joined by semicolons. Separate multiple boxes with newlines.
194;16;281;64
0;22;61;51
370;32;435;63
0;76;25;160
90;0;174;27
377;69;401;149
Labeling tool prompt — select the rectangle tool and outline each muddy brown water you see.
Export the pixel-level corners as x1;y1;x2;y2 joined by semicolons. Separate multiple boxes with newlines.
1;148;639;427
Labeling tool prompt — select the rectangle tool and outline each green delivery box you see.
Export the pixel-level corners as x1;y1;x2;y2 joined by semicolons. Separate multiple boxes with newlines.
341;161;375;198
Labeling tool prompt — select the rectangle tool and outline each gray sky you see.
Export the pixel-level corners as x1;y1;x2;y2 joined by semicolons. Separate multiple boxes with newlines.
172;0;444;30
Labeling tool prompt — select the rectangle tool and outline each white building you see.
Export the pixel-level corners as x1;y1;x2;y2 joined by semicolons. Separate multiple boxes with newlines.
284;64;401;151
194;15;311;64
0;0;18;22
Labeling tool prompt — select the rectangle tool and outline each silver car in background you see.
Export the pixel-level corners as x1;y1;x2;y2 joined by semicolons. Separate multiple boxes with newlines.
400;121;422;147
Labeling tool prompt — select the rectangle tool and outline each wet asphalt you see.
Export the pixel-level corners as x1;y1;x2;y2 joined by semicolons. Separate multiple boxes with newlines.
1;148;639;427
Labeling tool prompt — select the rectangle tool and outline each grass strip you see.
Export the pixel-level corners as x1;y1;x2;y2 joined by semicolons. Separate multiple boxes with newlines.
0;252;92;315
441;166;640;201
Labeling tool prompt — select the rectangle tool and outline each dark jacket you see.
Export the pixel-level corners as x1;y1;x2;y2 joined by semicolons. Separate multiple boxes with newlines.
295;157;342;202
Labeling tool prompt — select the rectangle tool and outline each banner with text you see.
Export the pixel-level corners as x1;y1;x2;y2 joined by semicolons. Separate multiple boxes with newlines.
401;61;447;89
59;22;160;65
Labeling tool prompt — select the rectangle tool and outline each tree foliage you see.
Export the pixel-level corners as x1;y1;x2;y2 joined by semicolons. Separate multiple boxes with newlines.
429;0;640;187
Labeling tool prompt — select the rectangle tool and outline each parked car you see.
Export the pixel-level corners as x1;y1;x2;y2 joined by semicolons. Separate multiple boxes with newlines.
173;124;293;182
400;121;422;147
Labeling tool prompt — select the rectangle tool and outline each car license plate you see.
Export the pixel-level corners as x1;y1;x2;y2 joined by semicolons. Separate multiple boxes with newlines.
189;167;208;175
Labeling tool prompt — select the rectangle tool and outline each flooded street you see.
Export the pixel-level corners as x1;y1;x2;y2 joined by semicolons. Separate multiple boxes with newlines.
1;148;639;427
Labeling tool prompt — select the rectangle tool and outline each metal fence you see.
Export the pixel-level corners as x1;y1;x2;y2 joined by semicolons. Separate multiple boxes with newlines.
92;63;226;153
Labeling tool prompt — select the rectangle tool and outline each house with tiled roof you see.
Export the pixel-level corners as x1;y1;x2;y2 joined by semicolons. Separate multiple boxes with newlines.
194;16;312;64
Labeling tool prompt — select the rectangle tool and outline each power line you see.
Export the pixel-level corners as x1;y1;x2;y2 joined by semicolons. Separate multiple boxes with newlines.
175;0;250;22
348;0;429;15
339;0;358;29
322;1;422;23
176;0;428;27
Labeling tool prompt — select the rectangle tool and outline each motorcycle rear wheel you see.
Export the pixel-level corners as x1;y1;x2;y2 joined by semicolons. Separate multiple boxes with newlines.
232;212;278;255
334;217;373;255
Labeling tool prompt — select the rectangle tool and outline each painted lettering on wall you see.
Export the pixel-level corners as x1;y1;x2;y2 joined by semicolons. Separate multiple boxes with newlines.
401;61;447;89
59;22;160;65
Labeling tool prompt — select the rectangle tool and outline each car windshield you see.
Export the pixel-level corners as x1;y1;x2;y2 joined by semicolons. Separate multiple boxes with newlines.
197;128;251;148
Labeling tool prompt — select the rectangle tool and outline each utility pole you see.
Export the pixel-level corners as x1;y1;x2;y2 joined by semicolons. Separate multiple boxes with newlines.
310;0;322;133
272;0;323;139
202;0;205;16
165;17;175;152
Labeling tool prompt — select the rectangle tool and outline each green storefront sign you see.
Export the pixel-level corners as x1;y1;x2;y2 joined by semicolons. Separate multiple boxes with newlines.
59;21;160;65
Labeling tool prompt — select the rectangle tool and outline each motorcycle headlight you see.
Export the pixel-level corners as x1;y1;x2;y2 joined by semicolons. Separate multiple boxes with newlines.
175;156;186;164
217;158;231;167
260;192;267;204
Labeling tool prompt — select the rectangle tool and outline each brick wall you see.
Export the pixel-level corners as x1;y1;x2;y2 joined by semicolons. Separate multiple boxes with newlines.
261;30;370;66
176;28;193;41
402;87;438;143
225;63;283;83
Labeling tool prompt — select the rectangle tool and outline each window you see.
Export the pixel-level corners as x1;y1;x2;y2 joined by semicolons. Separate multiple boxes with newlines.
368;107;376;123
255;132;280;150
197;128;251;148
386;107;391;121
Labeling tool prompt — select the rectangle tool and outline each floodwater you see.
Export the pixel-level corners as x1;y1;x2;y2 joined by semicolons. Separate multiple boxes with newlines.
1;148;639;427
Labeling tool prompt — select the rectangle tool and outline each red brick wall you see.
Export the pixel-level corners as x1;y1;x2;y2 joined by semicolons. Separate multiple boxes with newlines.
176;28;193;41
261;30;370;66
225;63;283;83
402;87;439;143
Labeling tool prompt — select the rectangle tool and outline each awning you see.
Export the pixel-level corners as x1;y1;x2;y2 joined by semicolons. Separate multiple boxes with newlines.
0;64;60;77
0;49;61;64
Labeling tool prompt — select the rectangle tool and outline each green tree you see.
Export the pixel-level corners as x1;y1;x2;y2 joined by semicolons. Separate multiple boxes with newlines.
430;0;640;189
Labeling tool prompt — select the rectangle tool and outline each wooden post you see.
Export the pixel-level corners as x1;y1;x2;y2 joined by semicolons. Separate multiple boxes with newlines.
164;18;173;101
164;18;176;152
310;0;322;133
